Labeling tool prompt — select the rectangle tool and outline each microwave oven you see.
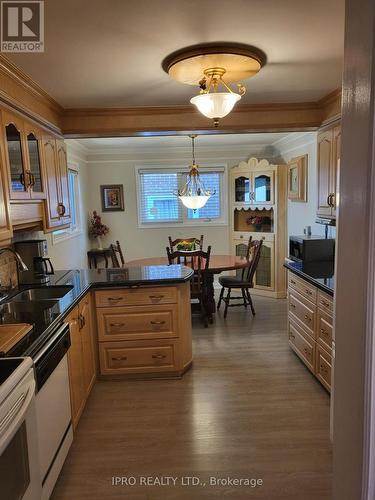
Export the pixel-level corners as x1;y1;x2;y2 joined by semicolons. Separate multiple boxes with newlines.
289;235;335;263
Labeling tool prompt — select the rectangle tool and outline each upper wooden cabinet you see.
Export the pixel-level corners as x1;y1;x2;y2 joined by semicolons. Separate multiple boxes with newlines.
41;136;71;230
0;117;13;244
317;123;341;219
1;110;46;201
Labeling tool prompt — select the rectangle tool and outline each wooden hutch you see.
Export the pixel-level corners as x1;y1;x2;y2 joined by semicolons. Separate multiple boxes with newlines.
230;157;287;298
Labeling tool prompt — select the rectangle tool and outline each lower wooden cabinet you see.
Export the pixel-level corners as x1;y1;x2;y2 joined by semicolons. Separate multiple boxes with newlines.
288;271;333;392
95;282;192;378
66;293;96;430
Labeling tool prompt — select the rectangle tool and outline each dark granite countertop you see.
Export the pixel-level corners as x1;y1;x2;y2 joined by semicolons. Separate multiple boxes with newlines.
284;260;335;296
0;265;193;358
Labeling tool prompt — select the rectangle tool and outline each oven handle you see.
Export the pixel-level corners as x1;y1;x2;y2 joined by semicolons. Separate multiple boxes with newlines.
34;324;69;365
0;377;35;455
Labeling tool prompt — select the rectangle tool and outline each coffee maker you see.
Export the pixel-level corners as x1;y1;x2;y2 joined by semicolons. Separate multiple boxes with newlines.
14;239;55;284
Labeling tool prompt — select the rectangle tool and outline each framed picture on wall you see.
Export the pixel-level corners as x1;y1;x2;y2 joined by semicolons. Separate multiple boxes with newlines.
288;155;307;202
100;184;125;212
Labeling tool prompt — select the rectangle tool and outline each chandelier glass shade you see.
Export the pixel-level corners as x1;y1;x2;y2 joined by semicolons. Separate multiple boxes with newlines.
177;136;215;210
190;92;241;120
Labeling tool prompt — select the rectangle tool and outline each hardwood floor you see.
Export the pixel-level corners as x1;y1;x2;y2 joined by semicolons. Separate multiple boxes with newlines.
52;295;332;500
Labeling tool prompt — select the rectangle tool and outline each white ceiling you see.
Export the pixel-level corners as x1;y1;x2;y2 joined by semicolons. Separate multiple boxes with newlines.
8;0;344;108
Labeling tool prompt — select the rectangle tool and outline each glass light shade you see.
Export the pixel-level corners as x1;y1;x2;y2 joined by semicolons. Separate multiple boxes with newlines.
179;195;210;209
190;92;241;119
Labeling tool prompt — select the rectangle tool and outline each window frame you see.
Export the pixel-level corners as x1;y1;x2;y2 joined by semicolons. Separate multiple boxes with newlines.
136;164;228;228
52;165;82;244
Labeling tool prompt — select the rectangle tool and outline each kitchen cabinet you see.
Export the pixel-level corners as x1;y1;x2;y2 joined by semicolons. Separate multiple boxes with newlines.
66;293;96;430
287;271;333;392
317;122;341;219
95;282;192;378
42;136;71;230
1;110;46;200
233;170;274;205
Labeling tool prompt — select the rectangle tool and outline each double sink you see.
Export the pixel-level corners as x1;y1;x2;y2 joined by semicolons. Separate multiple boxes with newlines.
0;286;74;315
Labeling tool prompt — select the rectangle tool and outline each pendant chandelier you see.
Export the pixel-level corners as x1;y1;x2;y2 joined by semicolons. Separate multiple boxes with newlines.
163;42;266;127
176;135;215;210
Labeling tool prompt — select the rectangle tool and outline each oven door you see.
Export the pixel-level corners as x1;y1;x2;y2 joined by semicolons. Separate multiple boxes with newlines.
0;368;42;500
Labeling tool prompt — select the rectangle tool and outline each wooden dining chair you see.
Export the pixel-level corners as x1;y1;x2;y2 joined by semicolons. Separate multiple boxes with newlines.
217;239;263;318
110;240;125;268
168;235;204;252
167;245;211;327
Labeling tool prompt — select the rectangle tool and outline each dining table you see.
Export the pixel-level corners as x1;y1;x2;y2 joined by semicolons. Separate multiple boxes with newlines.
126;255;250;322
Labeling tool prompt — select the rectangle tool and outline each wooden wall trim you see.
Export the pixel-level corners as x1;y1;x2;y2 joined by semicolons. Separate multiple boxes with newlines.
0;54;342;137
0;55;63;133
61;101;324;138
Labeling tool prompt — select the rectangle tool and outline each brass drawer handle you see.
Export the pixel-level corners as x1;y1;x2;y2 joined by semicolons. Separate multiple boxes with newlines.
305;289;313;295
110;323;125;327
108;297;124;301
150;321;166;325
149;295;165;300
290;279;296;285
304;315;312;322
289;333;295;340
303;348;310;358
321;300;330;307
152;354;166;360
320;364;328;374
290;303;296;309
112;356;127;361
320;328;329;337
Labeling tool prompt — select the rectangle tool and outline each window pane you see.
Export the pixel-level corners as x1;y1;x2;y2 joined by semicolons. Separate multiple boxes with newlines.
139;172;181;223
187;173;221;220
68;170;77;228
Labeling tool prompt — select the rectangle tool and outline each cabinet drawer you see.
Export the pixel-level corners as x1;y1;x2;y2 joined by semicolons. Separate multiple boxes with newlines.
315;345;332;392
317;309;333;351
97;305;177;341
95;287;177;307
317;290;334;314
288;320;315;373
288;272;317;303
288;290;316;338
99;340;179;375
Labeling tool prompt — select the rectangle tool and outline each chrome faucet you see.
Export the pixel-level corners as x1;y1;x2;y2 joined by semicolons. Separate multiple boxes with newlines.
0;247;28;272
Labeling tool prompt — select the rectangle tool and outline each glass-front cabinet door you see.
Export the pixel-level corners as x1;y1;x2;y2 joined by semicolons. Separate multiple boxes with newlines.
2;112;29;199
234;174;251;203
254;240;274;291
252;171;274;205
24;125;46;199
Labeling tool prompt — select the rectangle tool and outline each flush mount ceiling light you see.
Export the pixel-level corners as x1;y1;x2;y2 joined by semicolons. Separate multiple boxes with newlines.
176;135;215;210
162;42;267;127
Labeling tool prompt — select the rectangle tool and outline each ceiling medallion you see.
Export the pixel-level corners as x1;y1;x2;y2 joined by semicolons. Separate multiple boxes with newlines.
162;42;267;127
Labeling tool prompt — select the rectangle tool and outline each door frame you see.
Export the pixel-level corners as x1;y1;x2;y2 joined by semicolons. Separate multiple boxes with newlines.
333;0;375;498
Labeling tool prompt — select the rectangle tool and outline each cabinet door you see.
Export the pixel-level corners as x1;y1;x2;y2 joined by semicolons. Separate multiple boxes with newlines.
0;144;12;244
79;295;96;397
317;130;333;217
233;174;251;203
252;171;274;205
254;240;275;291
2;112;29;199
56;140;71;223
42;137;61;228
66;308;85;430
24;122;46;200
331;125;341;218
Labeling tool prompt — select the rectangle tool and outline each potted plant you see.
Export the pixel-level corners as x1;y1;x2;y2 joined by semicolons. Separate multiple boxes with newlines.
88;211;109;249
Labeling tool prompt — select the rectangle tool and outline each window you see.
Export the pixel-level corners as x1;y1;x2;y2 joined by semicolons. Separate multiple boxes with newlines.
137;167;226;227
52;168;81;243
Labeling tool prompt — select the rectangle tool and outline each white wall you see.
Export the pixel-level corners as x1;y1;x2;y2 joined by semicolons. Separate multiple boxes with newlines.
276;132;335;240
81;144;281;262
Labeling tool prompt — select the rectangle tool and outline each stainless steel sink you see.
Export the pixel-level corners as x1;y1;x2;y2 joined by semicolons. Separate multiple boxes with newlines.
0;299;59;315
11;286;73;302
